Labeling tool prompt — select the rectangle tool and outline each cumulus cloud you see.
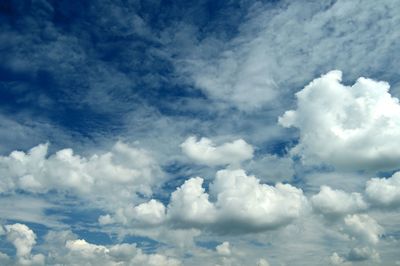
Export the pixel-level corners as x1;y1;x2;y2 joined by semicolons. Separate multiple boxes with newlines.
216;241;231;256
343;214;383;245
208;169;306;233
4;223;45;265
181;136;254;166
311;186;368;217
168;177;217;226
365;171;400;207
104;168;306;234
329;252;351;266
99;199;167;226
279;70;400;171
0;141;162;208
63;239;181;266
3;223;181;266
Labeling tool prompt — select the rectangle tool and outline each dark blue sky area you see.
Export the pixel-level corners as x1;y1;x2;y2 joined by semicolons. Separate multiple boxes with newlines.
0;0;262;139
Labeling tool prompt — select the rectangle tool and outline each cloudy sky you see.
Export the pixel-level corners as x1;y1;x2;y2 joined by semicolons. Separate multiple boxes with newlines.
1;0;400;265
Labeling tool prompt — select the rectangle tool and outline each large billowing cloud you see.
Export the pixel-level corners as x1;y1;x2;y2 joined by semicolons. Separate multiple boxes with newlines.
181;136;254;166
0;141;162;208
106;168;307;234
279;70;400;171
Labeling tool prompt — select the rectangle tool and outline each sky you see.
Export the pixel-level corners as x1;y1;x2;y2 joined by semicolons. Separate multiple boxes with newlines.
1;0;400;265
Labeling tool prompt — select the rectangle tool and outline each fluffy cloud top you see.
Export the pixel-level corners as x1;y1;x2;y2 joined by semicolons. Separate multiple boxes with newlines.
5;223;37;258
0;141;162;208
2;223;181;266
4;223;45;265
343;214;383;245
181;137;254;166
215;241;231;256
209;169;306;233
99;199;167;227
64;239;181;266
365;171;400;207
279;70;400;171
102;169;306;234
311;186;368;217
168;177;217;226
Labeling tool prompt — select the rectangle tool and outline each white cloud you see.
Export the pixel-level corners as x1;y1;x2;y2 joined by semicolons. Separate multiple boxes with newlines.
3;223;181;266
64;239;181;266
99;199;167;226
209;169;306;233
4;223;45;266
343;214;383;245
330;252;351;266
216;241;231;256
107;168;306;234
181;136;254;166
365;171;400;207
165;168;306;233
168;177;217;226
0;141;163;209
257;258;270;266
279;70;400;171
5;223;37;258
175;0;400;110
311;186;368;217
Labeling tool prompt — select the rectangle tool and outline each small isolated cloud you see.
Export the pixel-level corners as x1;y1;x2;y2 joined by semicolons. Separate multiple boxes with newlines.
311;186;368;218
181;136;254;166
279;70;400;171
257;258;270;266
365;171;400;207
216;241;231;256
4;223;45;265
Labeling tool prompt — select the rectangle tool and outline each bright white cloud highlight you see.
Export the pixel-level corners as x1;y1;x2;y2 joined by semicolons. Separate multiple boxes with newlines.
0;141;162;208
168;177;217;225
64;239;181;266
99;199;167;226
209;169;306;232
365;171;400;207
4;223;45;265
343;214;383;245
181;136;254;166
279;70;400;171
311;186;367;217
216;241;231;256
106;168;306;233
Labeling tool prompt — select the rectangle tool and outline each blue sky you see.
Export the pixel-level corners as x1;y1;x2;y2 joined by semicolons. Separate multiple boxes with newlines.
1;0;400;265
